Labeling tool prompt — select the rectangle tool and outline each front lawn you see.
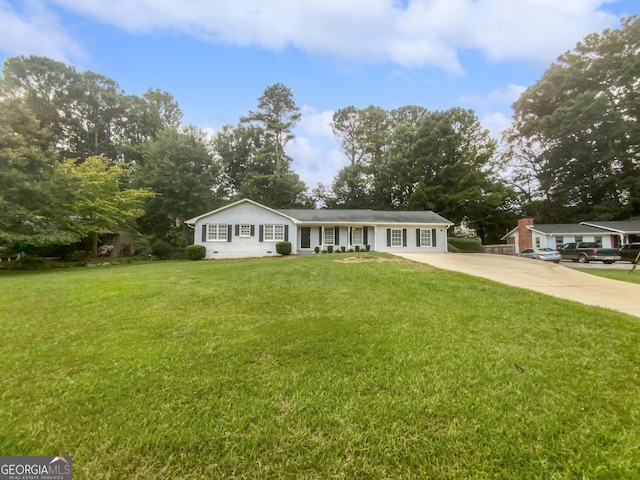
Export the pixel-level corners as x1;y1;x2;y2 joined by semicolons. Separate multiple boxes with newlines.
1;254;639;479
580;267;640;285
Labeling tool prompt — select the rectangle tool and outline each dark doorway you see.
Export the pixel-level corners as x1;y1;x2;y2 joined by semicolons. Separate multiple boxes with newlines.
301;227;311;249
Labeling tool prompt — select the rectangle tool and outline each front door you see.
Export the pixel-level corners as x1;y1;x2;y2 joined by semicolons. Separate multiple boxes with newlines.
301;227;311;249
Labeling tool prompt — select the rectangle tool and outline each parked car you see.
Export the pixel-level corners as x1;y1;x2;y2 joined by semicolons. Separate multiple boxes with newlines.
619;242;640;262
558;242;621;264
519;247;562;263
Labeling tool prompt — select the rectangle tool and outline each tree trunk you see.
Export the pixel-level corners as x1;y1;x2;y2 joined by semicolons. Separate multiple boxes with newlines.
91;232;99;257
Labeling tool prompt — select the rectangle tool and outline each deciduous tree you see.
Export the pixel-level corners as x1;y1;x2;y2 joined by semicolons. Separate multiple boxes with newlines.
57;156;155;255
502;16;640;221
0;99;76;247
134;127;222;243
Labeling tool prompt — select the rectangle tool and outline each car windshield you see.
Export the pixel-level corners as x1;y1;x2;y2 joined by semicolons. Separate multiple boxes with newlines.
538;248;555;252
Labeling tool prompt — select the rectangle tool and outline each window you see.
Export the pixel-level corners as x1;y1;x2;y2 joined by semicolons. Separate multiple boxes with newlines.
535;237;541;248
239;225;251;237
420;229;432;247
555;236;563;249
264;224;285;242
324;227;335;245
594;236;603;247
575;236;583;243
391;228;403;247
207;224;227;241
352;227;363;245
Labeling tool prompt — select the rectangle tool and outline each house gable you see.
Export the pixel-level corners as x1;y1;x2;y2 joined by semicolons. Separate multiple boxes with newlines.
186;198;298;225
188;200;298;259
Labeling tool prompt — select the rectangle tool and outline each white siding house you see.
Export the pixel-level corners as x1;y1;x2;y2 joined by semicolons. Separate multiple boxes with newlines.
186;199;453;259
502;218;625;254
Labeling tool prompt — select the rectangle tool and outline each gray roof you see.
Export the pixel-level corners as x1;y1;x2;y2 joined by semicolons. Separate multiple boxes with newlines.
278;208;453;225
530;224;608;235
186;198;454;226
580;221;640;234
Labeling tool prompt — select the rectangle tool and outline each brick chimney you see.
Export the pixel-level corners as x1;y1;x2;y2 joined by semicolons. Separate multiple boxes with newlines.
517;218;534;253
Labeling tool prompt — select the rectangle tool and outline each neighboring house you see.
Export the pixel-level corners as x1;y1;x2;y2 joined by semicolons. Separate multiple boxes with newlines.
502;217;640;254
98;224;141;257
580;221;640;245
185;198;453;259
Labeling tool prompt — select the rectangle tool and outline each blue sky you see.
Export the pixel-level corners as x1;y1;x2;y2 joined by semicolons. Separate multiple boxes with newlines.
1;0;638;188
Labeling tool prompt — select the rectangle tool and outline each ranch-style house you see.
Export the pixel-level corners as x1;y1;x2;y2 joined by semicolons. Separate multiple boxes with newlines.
186;198;454;259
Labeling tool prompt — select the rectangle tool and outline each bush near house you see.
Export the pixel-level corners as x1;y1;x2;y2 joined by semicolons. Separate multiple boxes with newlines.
448;237;482;253
150;240;173;260
276;241;292;256
186;245;206;260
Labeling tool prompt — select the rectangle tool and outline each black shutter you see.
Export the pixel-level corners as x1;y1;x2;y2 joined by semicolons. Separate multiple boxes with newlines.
432;228;437;247
386;229;391;247
349;228;353;245
402;229;407;247
363;227;368;245
235;224;240;236
319;227;323;244
259;225;264;242
202;225;207;242
284;225;289;241
250;225;255;237
416;229;421;247
227;225;232;242
334;227;339;245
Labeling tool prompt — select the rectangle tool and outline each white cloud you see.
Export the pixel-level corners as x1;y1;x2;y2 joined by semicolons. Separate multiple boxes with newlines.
200;126;216;142
488;84;527;104
481;111;511;140
45;0;621;73
0;0;85;61
298;105;334;139
288;137;346;187
459;83;526;139
459;84;526;112
465;0;618;63
287;105;346;187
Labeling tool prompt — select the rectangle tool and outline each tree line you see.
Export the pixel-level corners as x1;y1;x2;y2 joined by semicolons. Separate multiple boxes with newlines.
0;16;637;254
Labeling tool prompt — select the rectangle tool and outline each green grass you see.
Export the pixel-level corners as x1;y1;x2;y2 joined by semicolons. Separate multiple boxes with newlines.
579;267;640;285
1;253;639;479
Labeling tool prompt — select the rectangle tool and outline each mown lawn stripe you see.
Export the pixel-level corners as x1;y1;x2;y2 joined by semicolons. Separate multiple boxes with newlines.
1;254;638;478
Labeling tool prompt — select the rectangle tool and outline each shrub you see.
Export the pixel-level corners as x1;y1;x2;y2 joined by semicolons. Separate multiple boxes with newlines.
16;255;45;270
151;240;173;260
341;246;346;252
165;226;184;247
327;245;334;253
134;235;155;258
355;245;361;252
448;244;461;253
186;245;206;260
276;241;292;255
365;244;371;252
314;246;320;254
448;237;482;253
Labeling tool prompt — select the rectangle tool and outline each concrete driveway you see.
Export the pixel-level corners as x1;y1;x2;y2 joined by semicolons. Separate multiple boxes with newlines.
396;253;640;318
